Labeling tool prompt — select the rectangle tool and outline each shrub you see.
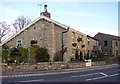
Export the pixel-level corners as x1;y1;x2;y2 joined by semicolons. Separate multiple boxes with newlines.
8;46;28;64
2;45;9;62
92;53;105;62
17;46;28;63
9;47;16;63
36;47;49;62
28;45;40;63
54;51;63;62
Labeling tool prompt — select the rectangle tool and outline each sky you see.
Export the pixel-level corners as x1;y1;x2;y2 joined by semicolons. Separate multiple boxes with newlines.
0;0;119;37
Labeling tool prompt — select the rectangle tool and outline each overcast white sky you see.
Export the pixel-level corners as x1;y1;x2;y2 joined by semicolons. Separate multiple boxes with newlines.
0;0;119;38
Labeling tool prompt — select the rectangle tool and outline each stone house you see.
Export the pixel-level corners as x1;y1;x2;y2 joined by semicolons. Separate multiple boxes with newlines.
0;5;98;63
94;32;120;56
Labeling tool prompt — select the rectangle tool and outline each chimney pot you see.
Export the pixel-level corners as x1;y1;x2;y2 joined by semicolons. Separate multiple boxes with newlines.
44;5;47;12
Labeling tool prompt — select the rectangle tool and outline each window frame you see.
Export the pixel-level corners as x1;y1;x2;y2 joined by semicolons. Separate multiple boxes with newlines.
16;39;22;47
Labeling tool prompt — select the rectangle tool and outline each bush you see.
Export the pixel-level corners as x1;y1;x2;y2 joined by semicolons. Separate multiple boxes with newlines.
2;44;50;64
36;47;49;62
9;46;28;64
17;46;28;63
54;51;63;62
9;47;15;63
92;53;105;62
28;45;40;63
2;45;9;62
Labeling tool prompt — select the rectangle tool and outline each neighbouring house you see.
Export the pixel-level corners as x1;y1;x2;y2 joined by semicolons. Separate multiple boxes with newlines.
94;32;120;56
0;5;99;63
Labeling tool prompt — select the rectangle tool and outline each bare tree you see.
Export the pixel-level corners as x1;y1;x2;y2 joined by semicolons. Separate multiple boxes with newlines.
0;22;10;43
13;16;31;33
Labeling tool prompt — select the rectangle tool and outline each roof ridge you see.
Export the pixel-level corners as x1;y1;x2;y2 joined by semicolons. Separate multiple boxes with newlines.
98;32;119;37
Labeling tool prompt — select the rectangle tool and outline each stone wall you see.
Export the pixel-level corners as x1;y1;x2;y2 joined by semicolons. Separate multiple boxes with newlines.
2;61;107;72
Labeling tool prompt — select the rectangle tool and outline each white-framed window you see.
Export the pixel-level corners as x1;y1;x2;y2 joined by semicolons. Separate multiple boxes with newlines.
16;39;22;46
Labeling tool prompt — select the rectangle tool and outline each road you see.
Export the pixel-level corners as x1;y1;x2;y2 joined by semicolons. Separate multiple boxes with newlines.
1;64;120;84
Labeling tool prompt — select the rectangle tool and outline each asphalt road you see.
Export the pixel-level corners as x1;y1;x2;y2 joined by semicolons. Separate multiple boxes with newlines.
1;64;120;84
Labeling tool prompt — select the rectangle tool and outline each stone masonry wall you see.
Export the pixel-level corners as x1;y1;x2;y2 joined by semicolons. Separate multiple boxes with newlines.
2;61;107;72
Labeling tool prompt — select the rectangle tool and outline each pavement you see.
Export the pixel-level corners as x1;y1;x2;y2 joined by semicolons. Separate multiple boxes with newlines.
1;64;120;84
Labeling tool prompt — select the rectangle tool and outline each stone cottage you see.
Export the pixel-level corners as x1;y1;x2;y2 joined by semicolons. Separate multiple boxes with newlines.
0;5;98;63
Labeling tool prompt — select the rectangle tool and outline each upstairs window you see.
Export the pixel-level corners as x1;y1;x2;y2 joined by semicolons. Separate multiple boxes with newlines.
104;41;107;46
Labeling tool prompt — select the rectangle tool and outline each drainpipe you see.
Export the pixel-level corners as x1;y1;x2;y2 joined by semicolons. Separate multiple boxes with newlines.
62;27;69;61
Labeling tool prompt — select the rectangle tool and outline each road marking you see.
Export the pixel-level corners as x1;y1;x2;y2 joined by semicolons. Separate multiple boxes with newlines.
86;76;108;81
15;79;43;83
71;72;100;78
100;72;108;77
71;76;78;78
110;74;119;77
86;73;120;81
79;73;99;77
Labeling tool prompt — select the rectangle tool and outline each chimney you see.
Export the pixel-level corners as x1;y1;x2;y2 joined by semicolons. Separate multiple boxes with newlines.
44;5;47;12
40;5;51;18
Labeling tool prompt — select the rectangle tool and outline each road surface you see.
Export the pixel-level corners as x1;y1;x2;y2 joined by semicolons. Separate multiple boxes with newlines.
1;64;120;84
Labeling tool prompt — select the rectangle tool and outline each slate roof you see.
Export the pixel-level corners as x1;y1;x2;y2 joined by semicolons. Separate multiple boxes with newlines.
94;32;120;40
